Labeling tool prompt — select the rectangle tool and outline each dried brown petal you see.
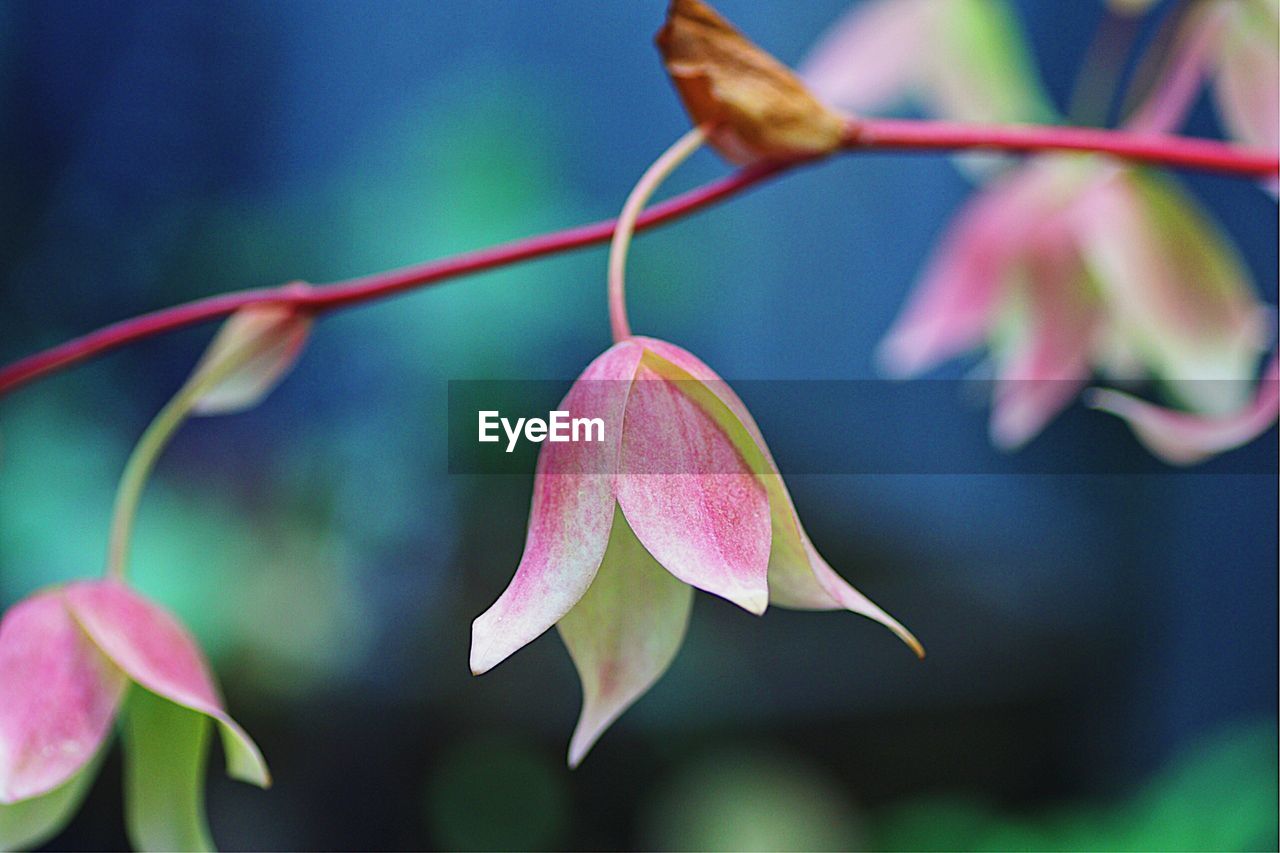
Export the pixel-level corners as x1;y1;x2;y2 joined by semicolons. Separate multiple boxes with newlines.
656;0;847;164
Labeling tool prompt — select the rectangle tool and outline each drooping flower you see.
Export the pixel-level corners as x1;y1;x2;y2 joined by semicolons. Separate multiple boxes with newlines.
480;0;924;767
877;156;1271;449
471;336;922;766
0;581;269;851
1088;352;1279;465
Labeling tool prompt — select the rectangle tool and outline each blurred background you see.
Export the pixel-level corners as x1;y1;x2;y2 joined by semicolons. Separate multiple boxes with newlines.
0;0;1275;850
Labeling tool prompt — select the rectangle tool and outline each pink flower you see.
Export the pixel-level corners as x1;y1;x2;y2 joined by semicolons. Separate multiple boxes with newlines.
0;581;268;850
798;0;1055;125
878;157;1270;450
1088;352;1279;465
1130;0;1279;154
471;337;922;766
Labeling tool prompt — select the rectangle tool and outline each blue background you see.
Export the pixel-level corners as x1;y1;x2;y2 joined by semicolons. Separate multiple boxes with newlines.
0;1;1275;849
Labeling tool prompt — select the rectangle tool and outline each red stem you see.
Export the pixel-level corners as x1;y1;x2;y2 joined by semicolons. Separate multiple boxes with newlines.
1;118;1275;398
852;119;1279;176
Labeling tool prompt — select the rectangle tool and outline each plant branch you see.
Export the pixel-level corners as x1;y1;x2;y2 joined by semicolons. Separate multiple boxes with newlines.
1;117;1276;398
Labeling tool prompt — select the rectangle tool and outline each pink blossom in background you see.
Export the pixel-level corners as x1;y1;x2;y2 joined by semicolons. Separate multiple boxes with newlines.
799;0;1055;124
1088;352;1279;465
877;155;1270;450
1129;0;1279;153
802;0;1276;456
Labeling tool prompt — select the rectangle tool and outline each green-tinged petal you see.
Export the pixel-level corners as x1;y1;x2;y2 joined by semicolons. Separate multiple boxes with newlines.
1074;171;1269;414
0;753;102;852
1215;1;1280;152
927;0;1056;124
635;339;922;658
188;299;311;416
123;687;214;853
1108;0;1161;16
557;506;693;768
63;581;270;789
800;0;1054;125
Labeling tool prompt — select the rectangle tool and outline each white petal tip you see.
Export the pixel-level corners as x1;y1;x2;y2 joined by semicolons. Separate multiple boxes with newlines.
875;337;928;379
988;416;1036;452
468;646;497;677
735;588;769;616
468;615;519;676
567;720;605;769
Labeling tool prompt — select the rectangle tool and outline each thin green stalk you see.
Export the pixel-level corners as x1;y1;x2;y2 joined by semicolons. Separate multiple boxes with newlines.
104;326;284;580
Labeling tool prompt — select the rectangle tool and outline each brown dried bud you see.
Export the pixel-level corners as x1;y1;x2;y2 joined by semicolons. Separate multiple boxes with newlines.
656;0;847;164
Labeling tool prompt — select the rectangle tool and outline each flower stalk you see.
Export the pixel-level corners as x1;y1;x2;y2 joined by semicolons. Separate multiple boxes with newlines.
104;328;291;579
0;117;1275;399
608;125;708;342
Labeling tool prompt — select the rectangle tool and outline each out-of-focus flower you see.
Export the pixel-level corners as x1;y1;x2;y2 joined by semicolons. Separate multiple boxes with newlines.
799;0;1055;125
1088;352;1279;464
0;581;268;851
878;157;1271;449
189;296;312;415
1107;0;1161;16
656;0;845;164
471;337;921;766
1130;0;1279;154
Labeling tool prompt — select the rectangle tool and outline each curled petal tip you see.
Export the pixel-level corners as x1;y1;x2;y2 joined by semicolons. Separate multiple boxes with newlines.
899;625;926;660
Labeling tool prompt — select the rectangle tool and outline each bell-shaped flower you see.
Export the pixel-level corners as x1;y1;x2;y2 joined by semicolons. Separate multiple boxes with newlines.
878;156;1270;450
471;336;922;766
1088;352;1279;465
0;580;268;851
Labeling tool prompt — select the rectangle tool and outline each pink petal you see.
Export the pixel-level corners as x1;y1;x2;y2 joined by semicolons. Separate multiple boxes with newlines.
0;751;103;850
878;163;1065;376
470;341;643;675
635;338;922;657
616;357;771;615
190;301;312;416
1125;3;1227;135
1088;352;1280;465
800;0;1053;125
1072;171;1268;414
1215;4;1280;152
0;591;123;803
557;507;693;767
61;581;270;788
799;0;932;114
990;234;1100;449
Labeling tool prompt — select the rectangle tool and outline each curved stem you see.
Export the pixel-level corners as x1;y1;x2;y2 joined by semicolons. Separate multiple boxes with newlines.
0;117;1276;397
608;126;707;342
104;332;279;580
